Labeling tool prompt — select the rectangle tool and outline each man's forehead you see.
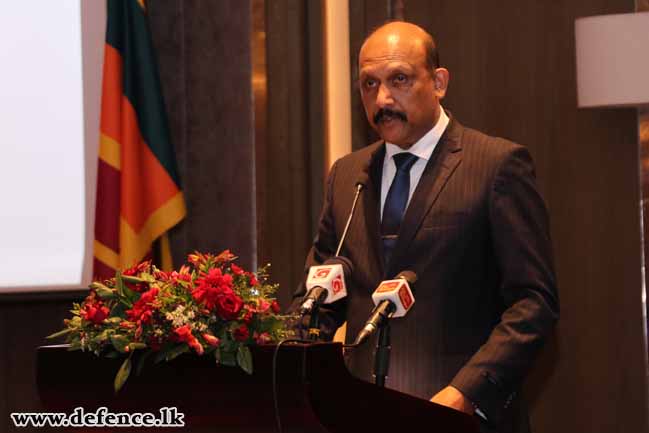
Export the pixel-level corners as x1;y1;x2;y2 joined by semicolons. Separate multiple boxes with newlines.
359;57;416;75
359;38;426;72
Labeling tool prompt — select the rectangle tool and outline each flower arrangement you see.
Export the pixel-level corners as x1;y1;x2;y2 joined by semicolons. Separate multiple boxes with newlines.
48;250;293;392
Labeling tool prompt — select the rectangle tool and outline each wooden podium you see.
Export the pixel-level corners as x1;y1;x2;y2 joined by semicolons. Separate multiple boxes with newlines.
37;343;479;432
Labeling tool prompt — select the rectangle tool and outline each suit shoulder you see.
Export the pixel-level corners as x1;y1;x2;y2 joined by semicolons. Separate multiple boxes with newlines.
460;126;531;166
331;140;382;170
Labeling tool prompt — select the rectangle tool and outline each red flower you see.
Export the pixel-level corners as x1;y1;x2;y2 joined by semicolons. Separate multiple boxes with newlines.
174;325;204;355
254;332;272;344
156;266;192;286
126;288;159;325
233;324;250;342
215;291;244;321
80;300;110;325
192;268;234;310
230;263;245;276
256;300;271;313
271;300;280;314
242;309;254;324
187;252;203;266
202;333;220;347
122;260;152;292
214;250;236;265
247;273;259;287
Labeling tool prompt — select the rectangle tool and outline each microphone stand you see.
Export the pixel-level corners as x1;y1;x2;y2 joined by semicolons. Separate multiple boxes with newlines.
373;322;391;387
306;304;321;341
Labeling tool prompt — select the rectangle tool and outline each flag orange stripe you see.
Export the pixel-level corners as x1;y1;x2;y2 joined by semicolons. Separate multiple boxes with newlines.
100;44;123;143
118;95;181;231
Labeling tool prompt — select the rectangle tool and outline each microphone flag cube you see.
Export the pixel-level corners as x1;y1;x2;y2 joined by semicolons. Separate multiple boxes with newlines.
305;264;347;304
371;278;415;318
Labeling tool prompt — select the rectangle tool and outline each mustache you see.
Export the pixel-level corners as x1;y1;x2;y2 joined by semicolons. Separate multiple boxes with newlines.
373;108;408;124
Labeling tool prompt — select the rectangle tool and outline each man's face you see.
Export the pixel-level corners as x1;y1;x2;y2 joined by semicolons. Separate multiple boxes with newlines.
359;31;444;148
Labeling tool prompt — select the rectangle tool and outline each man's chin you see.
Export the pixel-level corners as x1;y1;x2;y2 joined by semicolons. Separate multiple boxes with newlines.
375;124;412;148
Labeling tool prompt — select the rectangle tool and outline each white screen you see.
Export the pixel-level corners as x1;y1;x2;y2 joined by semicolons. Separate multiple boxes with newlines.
0;1;104;291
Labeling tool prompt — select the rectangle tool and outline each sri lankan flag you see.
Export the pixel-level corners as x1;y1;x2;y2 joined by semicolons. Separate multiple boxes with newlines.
93;0;186;279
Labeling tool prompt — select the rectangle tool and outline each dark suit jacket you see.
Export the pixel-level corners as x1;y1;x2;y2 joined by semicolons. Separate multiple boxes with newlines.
294;116;559;432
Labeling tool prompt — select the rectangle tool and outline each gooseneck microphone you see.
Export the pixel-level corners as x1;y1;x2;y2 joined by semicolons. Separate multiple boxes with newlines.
335;172;368;256
353;270;417;347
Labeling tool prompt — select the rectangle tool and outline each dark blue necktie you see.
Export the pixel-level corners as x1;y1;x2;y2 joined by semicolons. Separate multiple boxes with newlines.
381;152;419;266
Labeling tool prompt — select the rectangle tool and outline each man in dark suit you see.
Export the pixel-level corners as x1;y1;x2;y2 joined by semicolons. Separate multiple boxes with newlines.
294;21;559;433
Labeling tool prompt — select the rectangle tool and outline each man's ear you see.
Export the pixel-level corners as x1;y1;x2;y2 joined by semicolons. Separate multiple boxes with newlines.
433;68;449;99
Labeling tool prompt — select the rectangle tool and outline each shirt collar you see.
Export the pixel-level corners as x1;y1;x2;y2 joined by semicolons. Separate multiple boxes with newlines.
384;107;449;162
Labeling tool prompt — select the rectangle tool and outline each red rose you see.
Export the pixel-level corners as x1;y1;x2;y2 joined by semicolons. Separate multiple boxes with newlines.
81;302;110;325
233;324;250;342
215;291;244;321
248;273;259;287
192;268;234;310
271;300;280;314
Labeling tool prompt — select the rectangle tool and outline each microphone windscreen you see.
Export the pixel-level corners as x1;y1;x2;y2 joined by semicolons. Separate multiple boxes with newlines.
395;270;417;285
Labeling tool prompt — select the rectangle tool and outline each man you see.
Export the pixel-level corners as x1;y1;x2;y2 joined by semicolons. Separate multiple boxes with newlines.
294;21;558;433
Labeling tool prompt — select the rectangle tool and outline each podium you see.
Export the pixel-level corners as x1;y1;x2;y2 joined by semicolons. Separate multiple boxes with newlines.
37;343;479;432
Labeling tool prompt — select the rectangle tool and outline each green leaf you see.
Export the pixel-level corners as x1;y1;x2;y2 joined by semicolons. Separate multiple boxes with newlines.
114;355;132;393
237;345;253;375
92;330;112;344
115;271;125;297
135;350;152;376
111;302;128;317
220;349;236;367
121;274;146;284
165;344;189;361
46;328;73;339
128;342;147;351
95;287;116;299
110;335;130;353
153;343;175;364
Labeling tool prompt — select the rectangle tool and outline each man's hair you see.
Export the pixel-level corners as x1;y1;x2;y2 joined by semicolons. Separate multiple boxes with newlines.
362;20;440;72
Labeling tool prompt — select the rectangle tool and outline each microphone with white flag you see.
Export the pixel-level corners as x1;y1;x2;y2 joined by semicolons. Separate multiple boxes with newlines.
299;256;352;315
353;270;417;346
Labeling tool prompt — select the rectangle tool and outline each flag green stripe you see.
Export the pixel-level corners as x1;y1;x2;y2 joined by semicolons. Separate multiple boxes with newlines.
105;0;181;187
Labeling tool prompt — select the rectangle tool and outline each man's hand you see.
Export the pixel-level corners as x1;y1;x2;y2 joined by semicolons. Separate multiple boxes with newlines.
430;386;475;415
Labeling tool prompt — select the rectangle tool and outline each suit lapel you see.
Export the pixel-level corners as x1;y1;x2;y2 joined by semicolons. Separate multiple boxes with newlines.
357;142;386;275
387;118;464;277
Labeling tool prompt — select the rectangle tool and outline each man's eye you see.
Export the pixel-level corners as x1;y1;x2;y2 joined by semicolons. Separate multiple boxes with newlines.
393;74;408;84
364;79;377;88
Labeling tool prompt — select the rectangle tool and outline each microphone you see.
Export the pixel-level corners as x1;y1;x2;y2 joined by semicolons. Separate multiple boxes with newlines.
299;256;353;315
353;271;417;346
335;170;368;257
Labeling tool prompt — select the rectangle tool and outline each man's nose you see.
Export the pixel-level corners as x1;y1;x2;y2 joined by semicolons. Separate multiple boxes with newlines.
376;83;394;107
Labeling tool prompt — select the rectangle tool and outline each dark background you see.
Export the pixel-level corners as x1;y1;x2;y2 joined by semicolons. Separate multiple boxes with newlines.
1;1;646;432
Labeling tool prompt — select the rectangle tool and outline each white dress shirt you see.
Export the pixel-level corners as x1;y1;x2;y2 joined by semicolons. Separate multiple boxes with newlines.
380;108;450;220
